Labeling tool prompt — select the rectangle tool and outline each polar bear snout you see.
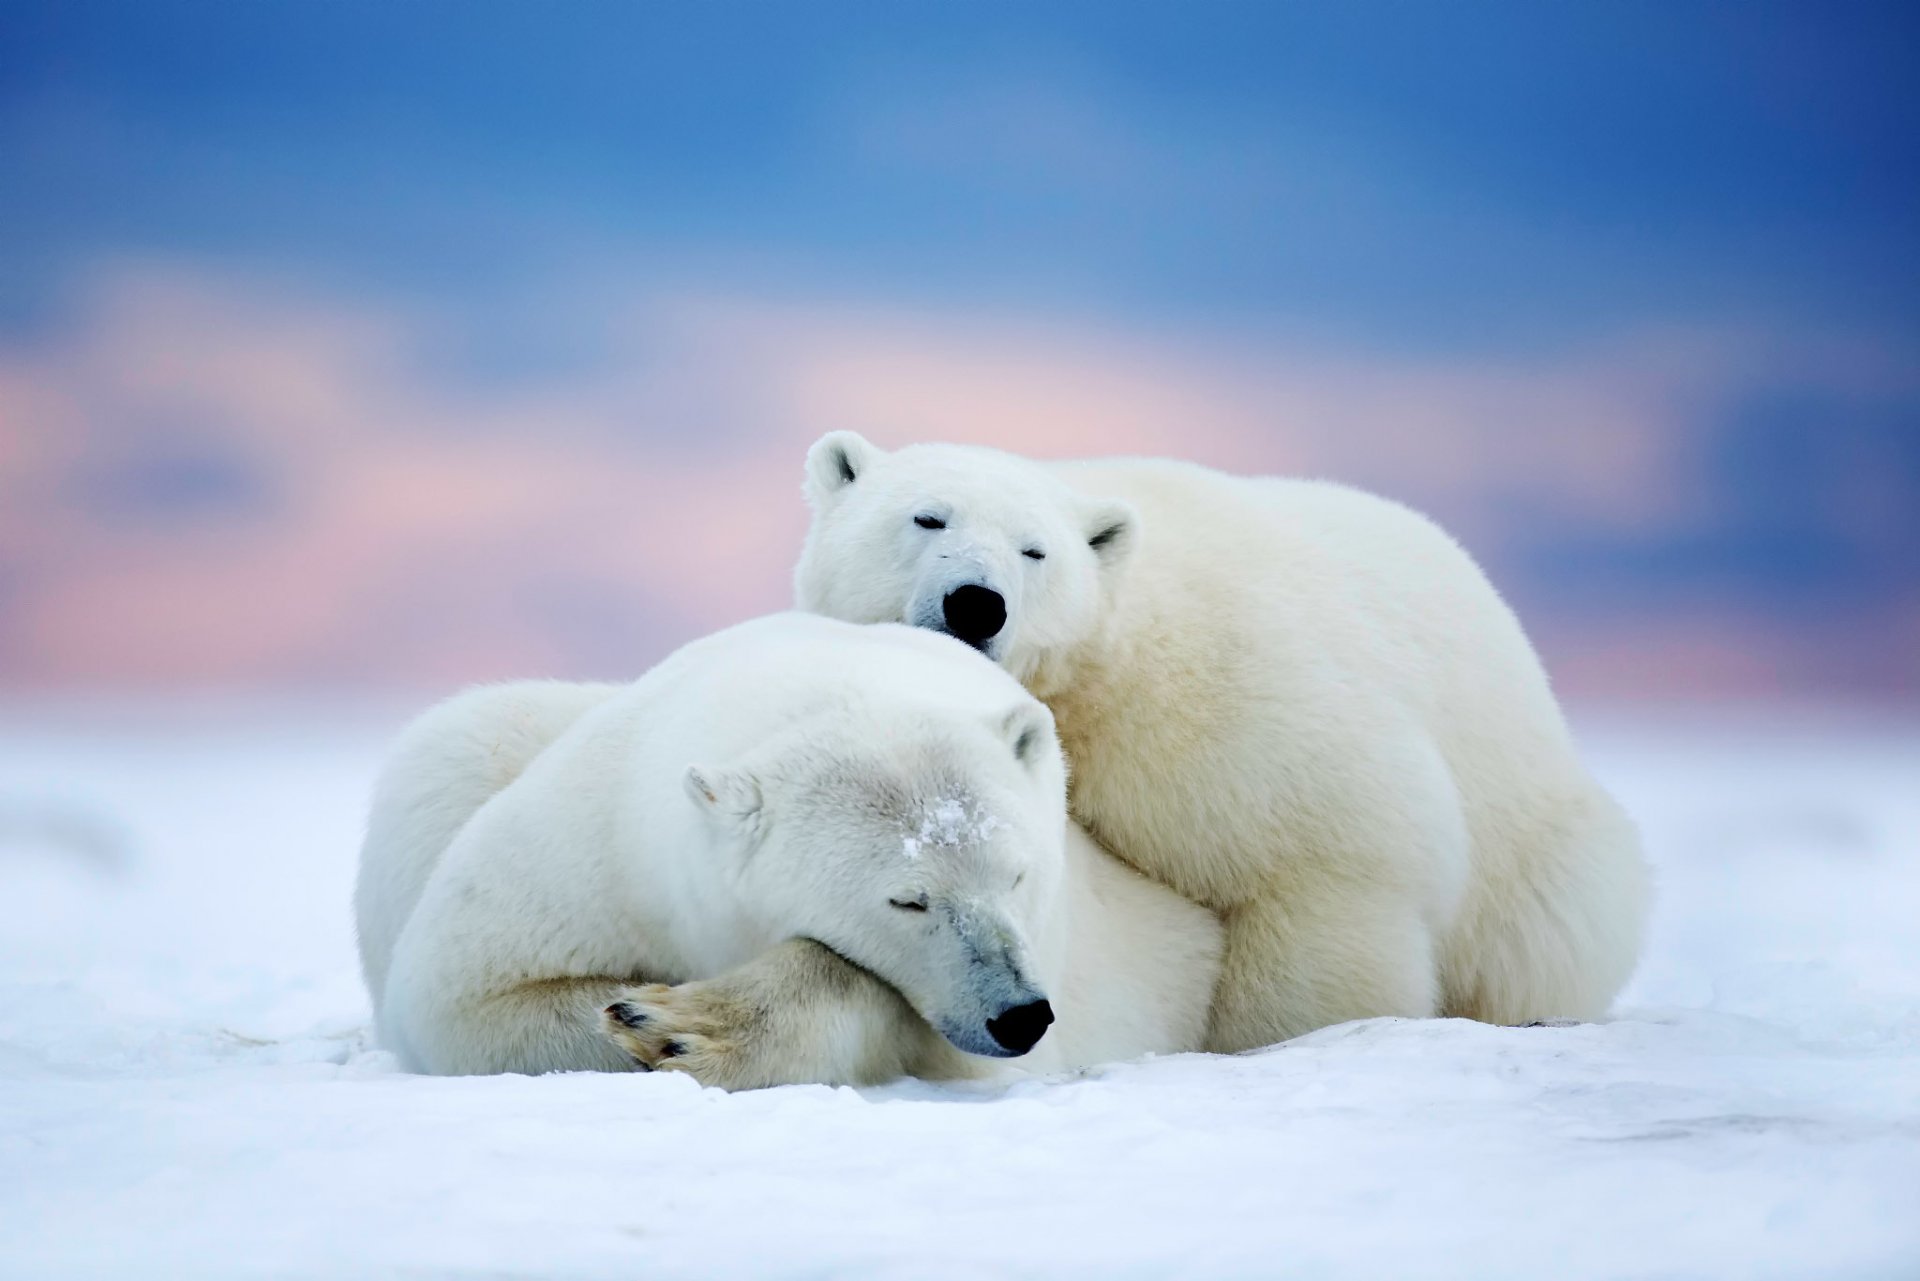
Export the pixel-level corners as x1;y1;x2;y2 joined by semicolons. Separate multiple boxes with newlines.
919;912;1055;1059
986;997;1054;1055
937;982;1054;1059
941;584;1007;651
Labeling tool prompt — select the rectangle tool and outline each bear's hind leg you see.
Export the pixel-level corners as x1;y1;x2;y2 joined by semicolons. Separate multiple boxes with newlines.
1441;790;1650;1026
1205;889;1441;1053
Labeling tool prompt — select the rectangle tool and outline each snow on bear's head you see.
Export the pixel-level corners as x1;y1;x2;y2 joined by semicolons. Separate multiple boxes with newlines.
793;432;1136;693
683;676;1069;1059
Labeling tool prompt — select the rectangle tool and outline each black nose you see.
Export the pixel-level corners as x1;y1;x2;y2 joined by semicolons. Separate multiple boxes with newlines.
985;998;1054;1055
942;585;1007;648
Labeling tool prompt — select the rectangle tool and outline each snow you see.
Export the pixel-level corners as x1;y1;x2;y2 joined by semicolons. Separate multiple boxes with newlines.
2;709;1917;1279
904;795;1001;859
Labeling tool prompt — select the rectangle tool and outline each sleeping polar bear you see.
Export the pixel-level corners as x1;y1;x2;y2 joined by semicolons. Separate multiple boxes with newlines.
355;613;1220;1087
795;434;1651;1051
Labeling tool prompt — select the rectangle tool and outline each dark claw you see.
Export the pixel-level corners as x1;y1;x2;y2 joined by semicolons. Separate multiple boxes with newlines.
605;1002;649;1029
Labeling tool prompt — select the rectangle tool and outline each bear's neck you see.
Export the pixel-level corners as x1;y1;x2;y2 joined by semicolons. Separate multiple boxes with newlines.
1023;605;1138;742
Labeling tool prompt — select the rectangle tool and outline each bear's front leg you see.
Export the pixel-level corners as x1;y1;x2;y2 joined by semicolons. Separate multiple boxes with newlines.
601;938;979;1089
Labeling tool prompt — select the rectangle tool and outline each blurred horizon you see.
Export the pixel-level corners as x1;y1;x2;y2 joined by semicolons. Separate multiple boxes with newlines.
3;3;1916;706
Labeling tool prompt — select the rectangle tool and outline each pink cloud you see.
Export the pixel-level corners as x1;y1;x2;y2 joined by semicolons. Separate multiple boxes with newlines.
1;260;1905;699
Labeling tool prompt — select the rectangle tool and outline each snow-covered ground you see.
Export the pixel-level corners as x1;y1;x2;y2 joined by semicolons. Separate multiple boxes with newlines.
2;707;1917;1280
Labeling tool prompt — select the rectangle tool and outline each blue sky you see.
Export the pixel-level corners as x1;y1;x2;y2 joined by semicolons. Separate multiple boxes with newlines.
6;2;1916;347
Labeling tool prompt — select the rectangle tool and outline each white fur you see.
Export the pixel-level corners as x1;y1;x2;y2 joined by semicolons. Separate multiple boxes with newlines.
794;435;1651;1052
354;613;1220;1083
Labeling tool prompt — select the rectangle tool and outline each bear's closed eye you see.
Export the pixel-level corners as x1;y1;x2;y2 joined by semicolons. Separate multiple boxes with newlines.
914;515;945;530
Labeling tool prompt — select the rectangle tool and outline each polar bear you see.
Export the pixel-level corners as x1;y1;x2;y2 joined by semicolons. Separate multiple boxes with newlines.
354;612;1220;1085
794;434;1650;1052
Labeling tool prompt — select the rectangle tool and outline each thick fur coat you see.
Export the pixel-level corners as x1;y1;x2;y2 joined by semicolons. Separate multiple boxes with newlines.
355;613;1220;1085
794;435;1650;1051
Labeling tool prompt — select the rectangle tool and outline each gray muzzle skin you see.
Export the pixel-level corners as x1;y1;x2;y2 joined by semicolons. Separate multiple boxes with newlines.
927;903;1051;1058
938;991;1055;1058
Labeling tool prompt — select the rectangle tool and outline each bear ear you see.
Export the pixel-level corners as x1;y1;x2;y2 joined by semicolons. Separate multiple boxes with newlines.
1082;498;1138;572
999;702;1058;771
684;763;764;834
804;431;881;505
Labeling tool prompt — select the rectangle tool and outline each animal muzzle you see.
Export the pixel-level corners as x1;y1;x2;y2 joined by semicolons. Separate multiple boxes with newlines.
931;909;1052;1058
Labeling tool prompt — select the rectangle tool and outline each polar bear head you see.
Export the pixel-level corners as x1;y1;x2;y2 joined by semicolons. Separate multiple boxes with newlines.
793;433;1136;693
684;664;1069;1059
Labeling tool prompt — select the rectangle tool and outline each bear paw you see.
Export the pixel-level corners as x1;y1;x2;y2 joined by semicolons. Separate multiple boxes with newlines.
602;982;760;1088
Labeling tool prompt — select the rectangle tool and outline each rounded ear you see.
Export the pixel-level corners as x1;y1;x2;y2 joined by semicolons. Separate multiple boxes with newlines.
999;702;1058;770
684;763;764;832
1083;497;1138;572
804;431;881;505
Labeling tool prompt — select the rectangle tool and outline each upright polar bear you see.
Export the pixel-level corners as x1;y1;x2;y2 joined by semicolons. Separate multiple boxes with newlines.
355;613;1220;1085
795;434;1650;1051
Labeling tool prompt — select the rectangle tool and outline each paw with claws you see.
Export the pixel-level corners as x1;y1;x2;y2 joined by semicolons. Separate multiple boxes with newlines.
602;981;762;1088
